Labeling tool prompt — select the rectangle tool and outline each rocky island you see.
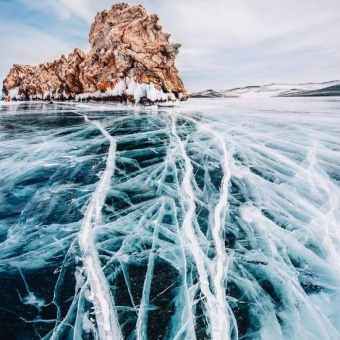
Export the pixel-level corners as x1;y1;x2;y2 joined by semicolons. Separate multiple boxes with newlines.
2;3;188;104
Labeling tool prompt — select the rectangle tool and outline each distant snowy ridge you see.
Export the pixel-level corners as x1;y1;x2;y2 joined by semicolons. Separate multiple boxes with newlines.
190;80;340;98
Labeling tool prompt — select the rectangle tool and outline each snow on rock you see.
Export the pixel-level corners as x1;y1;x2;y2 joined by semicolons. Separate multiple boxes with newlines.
6;87;20;100
74;77;176;105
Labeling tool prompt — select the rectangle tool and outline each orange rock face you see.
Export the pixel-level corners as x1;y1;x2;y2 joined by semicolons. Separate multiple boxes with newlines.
2;3;188;103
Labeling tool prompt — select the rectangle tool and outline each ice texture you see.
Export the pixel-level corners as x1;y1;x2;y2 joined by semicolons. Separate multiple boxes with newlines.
3;78;178;103
74;78;175;103
0;98;340;340
8;87;20;99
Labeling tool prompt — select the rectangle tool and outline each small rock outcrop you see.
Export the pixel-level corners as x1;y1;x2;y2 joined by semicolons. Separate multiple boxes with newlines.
2;3;188;103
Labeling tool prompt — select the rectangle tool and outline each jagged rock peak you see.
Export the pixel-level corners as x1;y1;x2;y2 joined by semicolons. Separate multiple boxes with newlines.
2;3;188;104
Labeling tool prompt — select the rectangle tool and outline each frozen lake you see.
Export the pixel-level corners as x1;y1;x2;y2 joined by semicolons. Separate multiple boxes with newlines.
0;98;340;340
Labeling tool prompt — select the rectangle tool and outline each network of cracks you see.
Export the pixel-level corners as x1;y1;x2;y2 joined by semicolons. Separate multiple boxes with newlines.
0;102;340;340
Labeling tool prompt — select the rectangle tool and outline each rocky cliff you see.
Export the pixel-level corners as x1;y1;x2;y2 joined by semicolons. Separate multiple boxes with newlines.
2;3;188;104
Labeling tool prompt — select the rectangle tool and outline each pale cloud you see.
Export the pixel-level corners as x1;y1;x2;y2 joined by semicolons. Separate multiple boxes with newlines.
2;0;340;91
17;0;96;23
0;22;79;85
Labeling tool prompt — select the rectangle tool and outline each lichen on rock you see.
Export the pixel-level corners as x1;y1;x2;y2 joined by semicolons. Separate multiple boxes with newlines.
2;2;188;104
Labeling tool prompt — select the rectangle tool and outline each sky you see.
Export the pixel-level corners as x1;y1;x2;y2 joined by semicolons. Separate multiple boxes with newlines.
1;0;340;92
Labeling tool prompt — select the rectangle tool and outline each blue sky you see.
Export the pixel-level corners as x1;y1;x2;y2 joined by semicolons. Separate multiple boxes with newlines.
1;0;340;91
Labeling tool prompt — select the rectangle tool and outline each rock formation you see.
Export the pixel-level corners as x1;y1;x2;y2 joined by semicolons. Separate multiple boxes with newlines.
2;3;188;104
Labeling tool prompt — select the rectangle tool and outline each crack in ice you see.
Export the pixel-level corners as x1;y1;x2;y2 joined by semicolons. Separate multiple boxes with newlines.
171;116;232;340
76;113;122;340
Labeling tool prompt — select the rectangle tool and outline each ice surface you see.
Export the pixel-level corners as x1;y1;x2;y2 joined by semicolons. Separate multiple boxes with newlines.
0;98;340;339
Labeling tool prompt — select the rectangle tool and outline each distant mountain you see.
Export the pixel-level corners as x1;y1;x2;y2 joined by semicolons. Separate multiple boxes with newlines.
190;81;340;98
188;89;239;98
279;84;340;97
